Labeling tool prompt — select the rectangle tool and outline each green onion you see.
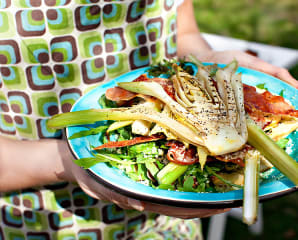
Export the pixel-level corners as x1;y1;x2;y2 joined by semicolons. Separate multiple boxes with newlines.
69;125;108;139
145;162;160;177
275;138;289;149
47;107;204;147
247;118;298;185
107;121;133;133
157;162;188;185
243;150;260;225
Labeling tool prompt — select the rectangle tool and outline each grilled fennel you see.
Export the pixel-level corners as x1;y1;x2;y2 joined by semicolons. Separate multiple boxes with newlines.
118;60;247;155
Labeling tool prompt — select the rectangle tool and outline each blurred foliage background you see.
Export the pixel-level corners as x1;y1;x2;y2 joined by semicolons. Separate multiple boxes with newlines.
192;1;298;240
193;0;298;49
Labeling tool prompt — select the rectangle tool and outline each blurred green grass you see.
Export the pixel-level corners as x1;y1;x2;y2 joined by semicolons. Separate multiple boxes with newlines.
193;0;298;79
193;1;298;239
193;0;298;50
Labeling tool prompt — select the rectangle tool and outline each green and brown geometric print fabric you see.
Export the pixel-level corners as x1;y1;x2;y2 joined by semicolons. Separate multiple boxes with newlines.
0;1;203;239
0;183;203;240
0;0;178;140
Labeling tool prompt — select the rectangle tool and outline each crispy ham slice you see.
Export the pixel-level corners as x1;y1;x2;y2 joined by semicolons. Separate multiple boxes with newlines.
106;87;138;102
106;74;175;102
165;141;249;167
93;134;164;150
166;141;198;165
243;84;298;117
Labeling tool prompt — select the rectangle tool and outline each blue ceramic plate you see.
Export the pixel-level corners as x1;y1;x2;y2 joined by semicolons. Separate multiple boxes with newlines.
66;64;297;208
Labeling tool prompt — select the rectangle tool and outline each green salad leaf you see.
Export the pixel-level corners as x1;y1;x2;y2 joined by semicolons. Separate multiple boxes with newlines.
183;176;195;192
256;83;268;91
147;58;195;77
69;125;108;139
98;94;118;109
279;89;285;97
74;157;108;169
276;138;289;149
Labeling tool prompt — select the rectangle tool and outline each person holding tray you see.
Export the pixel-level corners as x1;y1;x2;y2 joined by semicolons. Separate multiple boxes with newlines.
0;0;296;239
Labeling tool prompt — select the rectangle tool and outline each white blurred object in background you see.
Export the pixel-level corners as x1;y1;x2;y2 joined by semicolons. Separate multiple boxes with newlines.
202;33;298;69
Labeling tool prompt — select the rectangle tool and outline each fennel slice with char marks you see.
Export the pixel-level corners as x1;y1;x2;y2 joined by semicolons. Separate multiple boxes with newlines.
118;66;248;156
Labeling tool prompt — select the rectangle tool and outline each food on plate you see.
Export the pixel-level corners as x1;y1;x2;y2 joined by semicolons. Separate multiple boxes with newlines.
48;58;298;194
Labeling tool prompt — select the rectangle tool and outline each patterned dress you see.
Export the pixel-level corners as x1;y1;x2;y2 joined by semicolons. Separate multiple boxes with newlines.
0;0;203;239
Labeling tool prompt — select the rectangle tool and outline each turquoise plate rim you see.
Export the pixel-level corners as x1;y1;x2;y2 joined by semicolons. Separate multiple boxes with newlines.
66;63;297;208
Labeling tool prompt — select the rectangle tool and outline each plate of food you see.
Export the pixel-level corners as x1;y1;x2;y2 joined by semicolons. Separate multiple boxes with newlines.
48;58;298;213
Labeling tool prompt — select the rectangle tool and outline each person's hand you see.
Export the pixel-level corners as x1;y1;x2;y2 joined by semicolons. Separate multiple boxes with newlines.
64;155;230;219
177;0;297;88
193;50;298;89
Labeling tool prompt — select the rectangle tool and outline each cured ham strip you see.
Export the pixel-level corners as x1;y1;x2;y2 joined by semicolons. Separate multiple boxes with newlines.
165;141;251;167
94;134;164;150
244;103;281;129
106;74;175;102
166;141;198;165
243;84;298;117
106;87;138;101
165;140;250;167
132;74;150;82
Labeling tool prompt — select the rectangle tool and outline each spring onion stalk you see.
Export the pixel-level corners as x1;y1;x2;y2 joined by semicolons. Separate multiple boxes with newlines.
107;121;133;133
247;118;298;185
145;162;159;177
243;150;260;225
47;107;204;147
157;162;188;185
